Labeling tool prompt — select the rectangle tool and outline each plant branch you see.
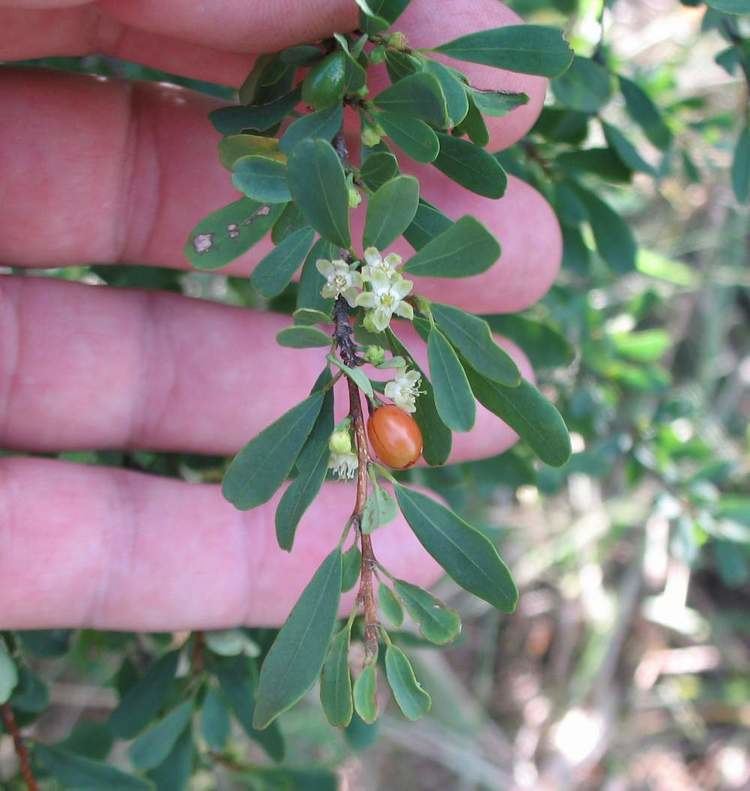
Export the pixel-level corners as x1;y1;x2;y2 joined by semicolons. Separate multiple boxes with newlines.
1;704;38;791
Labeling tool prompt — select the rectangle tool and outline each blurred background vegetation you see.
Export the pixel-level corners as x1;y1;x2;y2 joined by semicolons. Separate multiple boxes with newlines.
1;0;749;788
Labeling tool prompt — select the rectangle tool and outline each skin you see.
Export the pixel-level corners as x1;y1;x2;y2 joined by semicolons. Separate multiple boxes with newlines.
0;0;561;630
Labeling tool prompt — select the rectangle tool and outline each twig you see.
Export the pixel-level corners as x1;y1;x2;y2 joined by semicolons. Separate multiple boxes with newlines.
1;704;38;791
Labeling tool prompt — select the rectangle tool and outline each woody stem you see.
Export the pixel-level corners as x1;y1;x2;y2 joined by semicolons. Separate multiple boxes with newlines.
1;704;38;791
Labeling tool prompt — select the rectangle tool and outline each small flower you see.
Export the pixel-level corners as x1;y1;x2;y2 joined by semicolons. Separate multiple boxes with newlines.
361;247;402;282
384;368;422;413
356;271;414;332
329;428;353;455
329;450;358;480
364;345;386;366
316;258;363;307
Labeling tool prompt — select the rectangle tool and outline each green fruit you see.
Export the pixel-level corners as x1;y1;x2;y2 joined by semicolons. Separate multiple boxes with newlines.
302;52;348;110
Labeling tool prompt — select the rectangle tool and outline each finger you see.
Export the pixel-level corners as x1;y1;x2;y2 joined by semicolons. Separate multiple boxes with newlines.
0;276;531;460
0;70;559;313
0;456;441;630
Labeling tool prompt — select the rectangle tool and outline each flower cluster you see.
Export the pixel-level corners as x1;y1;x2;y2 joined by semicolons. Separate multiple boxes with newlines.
385;365;422;413
328;424;358;480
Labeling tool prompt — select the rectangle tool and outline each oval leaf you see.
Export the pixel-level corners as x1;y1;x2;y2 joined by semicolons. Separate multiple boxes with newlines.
201;687;231;752
394;485;518;612
287;139;351;248
251;226;315;298
35;745;152;791
393;580;461;645
129;700;194;771
341;544;362;592
427;328;476;432
320;625;354;727
364;175;420;250
328;355;374;398
276;325;332;349
210;88;301;134
434;24;573;77
223;392;325;510
384;645;431;721
373;72;449;128
232;156;291;203
253;549;343;729
433;133;507;198
361;486;399;534
403;199;454;251
378;583;404;627
404;216;500;278
425;60;469;126
376;112;439;163
219;134;283;170
360;151;400;191
353;664;378;724
552;56;612;114
280;105;343;154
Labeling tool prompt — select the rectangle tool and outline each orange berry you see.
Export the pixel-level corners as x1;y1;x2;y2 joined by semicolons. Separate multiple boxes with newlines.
367;405;423;470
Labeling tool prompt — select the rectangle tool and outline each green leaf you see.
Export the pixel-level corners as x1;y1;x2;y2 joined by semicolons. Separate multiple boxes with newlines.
384;645;431;720
706;1;750;14
109;650;180;739
9;667;48;712
434;24;573;77
433;133;507;198
360;151;400;191
17;629;71;658
185;198;282;271
280;45;325;65
251;227;315;298
297;239;337;313
223;392;325;510
361;487;399;534
376;112;440;163
275;386;334;550
404;216;500;277
431;303;520;385
732;126;750;204
403;200;454;250
573;185;637;273
145;727;193;791
277;325;332;348
385;50;424;82
454;94;490;146
378;583;404;627
557;147;632;183
201;687;231;751
232;156;291;204
470;89;529;116
365;0;410;23
465;370;571;467
35;745;152;791
353;665;378;724
280;106;343;154
393;580;461;645
287;139;351;248
237;54;275;106
0;642;18;704
602;122;657;177
320;625;353;727
427;328;476;432
424;60;469;126
552;56;611;113
394;485;518;611
341;544;362;592
59;721;113;761
219;134;283;170
214;656;284;761
373;73;449;128
618;76;672;150
253;549;343;729
610;330;671;362
387;331;452;466
481;314;574;370
210;89;301;134
129;701;193;771
364;175;420;250
294;308;332;325
328;355;374;398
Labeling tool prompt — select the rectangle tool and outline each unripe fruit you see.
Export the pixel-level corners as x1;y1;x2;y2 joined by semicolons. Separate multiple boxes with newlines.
302;52;348;110
367;405;423;470
329;428;353;455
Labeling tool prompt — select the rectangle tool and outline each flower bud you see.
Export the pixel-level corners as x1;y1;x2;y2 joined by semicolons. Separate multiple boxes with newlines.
329;428;353;455
364;345;386;366
387;32;408;50
361;126;382;148
348;185;363;208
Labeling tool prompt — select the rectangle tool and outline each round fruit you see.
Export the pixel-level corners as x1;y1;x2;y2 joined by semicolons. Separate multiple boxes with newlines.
301;51;348;110
367;405;423;470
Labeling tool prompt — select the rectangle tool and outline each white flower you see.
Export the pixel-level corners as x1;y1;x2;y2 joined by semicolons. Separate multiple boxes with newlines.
361;247;402;282
355;271;414;332
385;368;422;413
316;258;363;307
329;450;358;480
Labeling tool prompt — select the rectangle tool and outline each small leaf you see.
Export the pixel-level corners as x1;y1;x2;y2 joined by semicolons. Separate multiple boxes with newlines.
145;726;193;791
431;303;520;386
280;45;325;65
552;55;611;113
732;126;750;204
201;688;231;751
361;487;399;534
385;49;423;82
353;665;378;724
360;151;400;191
603;122;656;177
433;133;507;198
393;580;461;645
253;549;343;729
572;185;637;273
376;112;439;163
404;216;500;278
279;105;344;154
275;386;334;550
364;175;420;250
185;198;282;271
428;328;476;432
9;667;48;712
35;745;151;790
384;645;431;720
470;89;528;117
378;583;404;627
109;650;180;739
386;331;452;466
455;94;490;146
129;701;193;771
276;325;332;349
481;314;574;370
403;200;453;251
434;25;573;77
0;642;18;704
294;308;332;325
320;625;353;727
465;370;571;467
232;156;291;203
251;227;315;298
619;76;672;151
287;139;351;248
373;73;449;128
328;355;374;398
394;485;518;612
271;202;306;243
341;544;362;592
219;134;283;170
424;60;469;126
223;392;325;510
210;88;301;134
297;239;337;313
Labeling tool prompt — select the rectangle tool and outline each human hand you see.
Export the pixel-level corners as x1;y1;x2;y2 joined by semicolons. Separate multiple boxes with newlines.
0;0;561;631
